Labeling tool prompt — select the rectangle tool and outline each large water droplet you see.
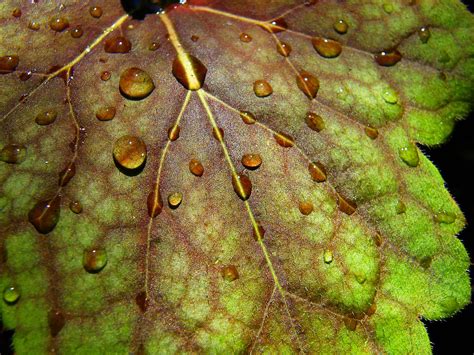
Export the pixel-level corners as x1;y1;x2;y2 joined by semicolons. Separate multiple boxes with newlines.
305;112;325;132
189;159;204;177
0;55;19;74
222;265;239;281
49;16;69;32
337;193;356;215
241;154;262;170
28;196;61;234
334;19;348;34
83;249;107;273
3;286;20;304
240;111;256;125
105;36;132;53
90;6;103;18
312;37;342;58
113;135;147;170
58;163;76;187
296;71;319;99
418;26;431;44
0;144;26;164
375;50;402;66
232;173;252;201
168;192;183;209
299;201;314;215
308;161;327;182
172;54;207;90
274;132;294;148
277;41;292;57
253;80;273;97
167;125;180;141
96;107;116;121
119;68;155;100
398;143;419;167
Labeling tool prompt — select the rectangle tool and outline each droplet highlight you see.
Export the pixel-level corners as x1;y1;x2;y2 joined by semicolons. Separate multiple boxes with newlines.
323;249;333;264
58;163;76;187
239;33;252;43
69;200;83;214
334;19;348;34
89;6;103;18
0;55;19;74
168;125;180;141
418;26;431;44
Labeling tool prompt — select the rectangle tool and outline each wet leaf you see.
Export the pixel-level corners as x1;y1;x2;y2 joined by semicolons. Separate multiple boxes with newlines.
0;0;473;353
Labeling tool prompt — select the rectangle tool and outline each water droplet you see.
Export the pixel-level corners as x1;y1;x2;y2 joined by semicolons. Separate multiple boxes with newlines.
0;144;26;164
172;54;207;90
274;132;295;148
382;88;398;104
89;6;103;18
19;71;32;81
296;71;319;99
333;19;348;34
100;71;111;81
70;26;84;38
375;50;402;66
253;223;265;241
28;196;61;234
135;291;148;312
374;233;383;247
69;200;82;214
83;249;107;273
396;200;406;214
49;16;69;32
344;317;357;331
398;143;419;167
0;55;19;74
149;42;160;51
435;212;456;224
323;249;333;264
240;111;256;125
147;186;163;217
305;112;325;132
418;26;431;44
367;303;377;316
113;136;147;171
48;310;65;337
3;286;20;304
308;162;327;182
58;163;76;187
239;33;252;43
12;8;22;18
253;80;273;97
28;21;40;31
364;126;379;140
168;192;183;209
262;17;288;33
168;125;180;141
189;159;204;176
222;265;239;281
119;67;155;100
96;107;116;121
299;201;314;215
337;193;357;215
241;154;262;170
277;41;292;57
104;36;132;53
312;37;342;58
232;173;252;201
212;127;224;141
191;35;199;42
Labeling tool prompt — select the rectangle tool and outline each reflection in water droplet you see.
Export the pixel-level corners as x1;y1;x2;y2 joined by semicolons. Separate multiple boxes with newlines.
375;50;402;66
418;26;431;44
49;16;69;32
277;41;292;57
113;135;147;170
232;173;252;201
240;111;256;125
48;310;65;337
299;201;314;215
104;36;132;53
83;249;107;273
364;126;379;140
3;286;20;304
274;132;295;148
0;55;19;74
71;26;84;38
398;143;419;167
168;125;180;141
296;71;319;99
334;19;348;34
96;107;116;121
172;54;207;90
189;159;204;177
58;163;76;187
337;193;357;215
147;186;163;218
28;196;61;234
253;80;273;97
305;112;325;132
308;161;327;182
90;6;103;18
239;33;252;43
0;144;26;164
241;154;262;170
312;37;342;58
168;192;183;209
253;224;265;241
69;200;82;214
119;67;155;100
222;265;239;281
435;212;456;224
323;249;333;264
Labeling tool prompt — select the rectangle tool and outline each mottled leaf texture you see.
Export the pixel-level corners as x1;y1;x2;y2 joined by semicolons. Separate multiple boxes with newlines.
0;0;473;354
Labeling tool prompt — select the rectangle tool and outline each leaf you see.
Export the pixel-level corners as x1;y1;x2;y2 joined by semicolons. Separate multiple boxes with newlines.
0;0;473;353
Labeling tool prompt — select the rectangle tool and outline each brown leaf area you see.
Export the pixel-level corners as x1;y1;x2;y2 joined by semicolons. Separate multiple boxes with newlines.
0;0;473;353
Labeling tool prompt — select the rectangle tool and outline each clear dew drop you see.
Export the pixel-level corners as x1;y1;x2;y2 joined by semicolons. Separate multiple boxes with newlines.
435;211;456;224
83;249;107;273
119;67;155;100
0;144;26;164
113;135;147;170
418;26;431;44
334;19;348;34
308;161;327;182
69;200;83;214
189;159;204;177
49;16;69;32
232;173;252;201
240;111;256;125
0;55;19;74
96;106;116;121
296;71;319;99
398;143;419;167
172;53;207;90
274;132;295;148
375;50;402;66
312;37;342;58
239;33;252;43
253;80;273;97
241;154;262;170
277;41;292;57
323;249;333;264
28;196;61;234
168;192;183;209
168;125;180;141
305;112;325;132
299;201;314;215
337;193;357;215
364;126;379;140
104;36;132;53
58;163;76;187
89;6;103;18
222;265;239;282
3;286;20;304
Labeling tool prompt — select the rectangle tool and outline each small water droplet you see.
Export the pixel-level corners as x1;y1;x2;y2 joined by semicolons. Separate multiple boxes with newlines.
69;200;82;214
222;265;239;281
344;317;357;331
100;70;111;81
147;186;163;218
83;249;107;273
253;223;265;241
135;291;148;312
333;19;348;34
375;50;402;66
239;33;252;43
240;111;256;125
104;36;132;53
308;162;327;182
241;154;262;170
418;26;431;44
28;21;40;31
149;42;160;51
364;126;379;140
0;144;26;164
323;249;333;264
191;35;199;42
19;71;32;81
299;201;314;215
168;192;183;209
89;6;103;18
12;8;22;18
262;17;288;33
382;88;398;104
35;110;57;126
253;80;273;97
435;212;456;224
119;67;155;100
398;143;419;167
58;163;76;187
172;54;207;90
0;55;19;74
49;16;69;32
113;135;147;171
212;126;224;141
70;26;84;38
274;132;294;148
96;106;116;121
168;125;180;141
337;193;357;215
189;159;204;177
312;37;342;58
48;310;65;337
3;286;20;304
28;196;61;234
232;173;252;201
296;71;319;99
277;41;292;57
305;112;325;132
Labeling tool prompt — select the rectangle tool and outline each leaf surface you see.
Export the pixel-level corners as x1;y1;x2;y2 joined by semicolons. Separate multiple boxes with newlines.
0;0;473;353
